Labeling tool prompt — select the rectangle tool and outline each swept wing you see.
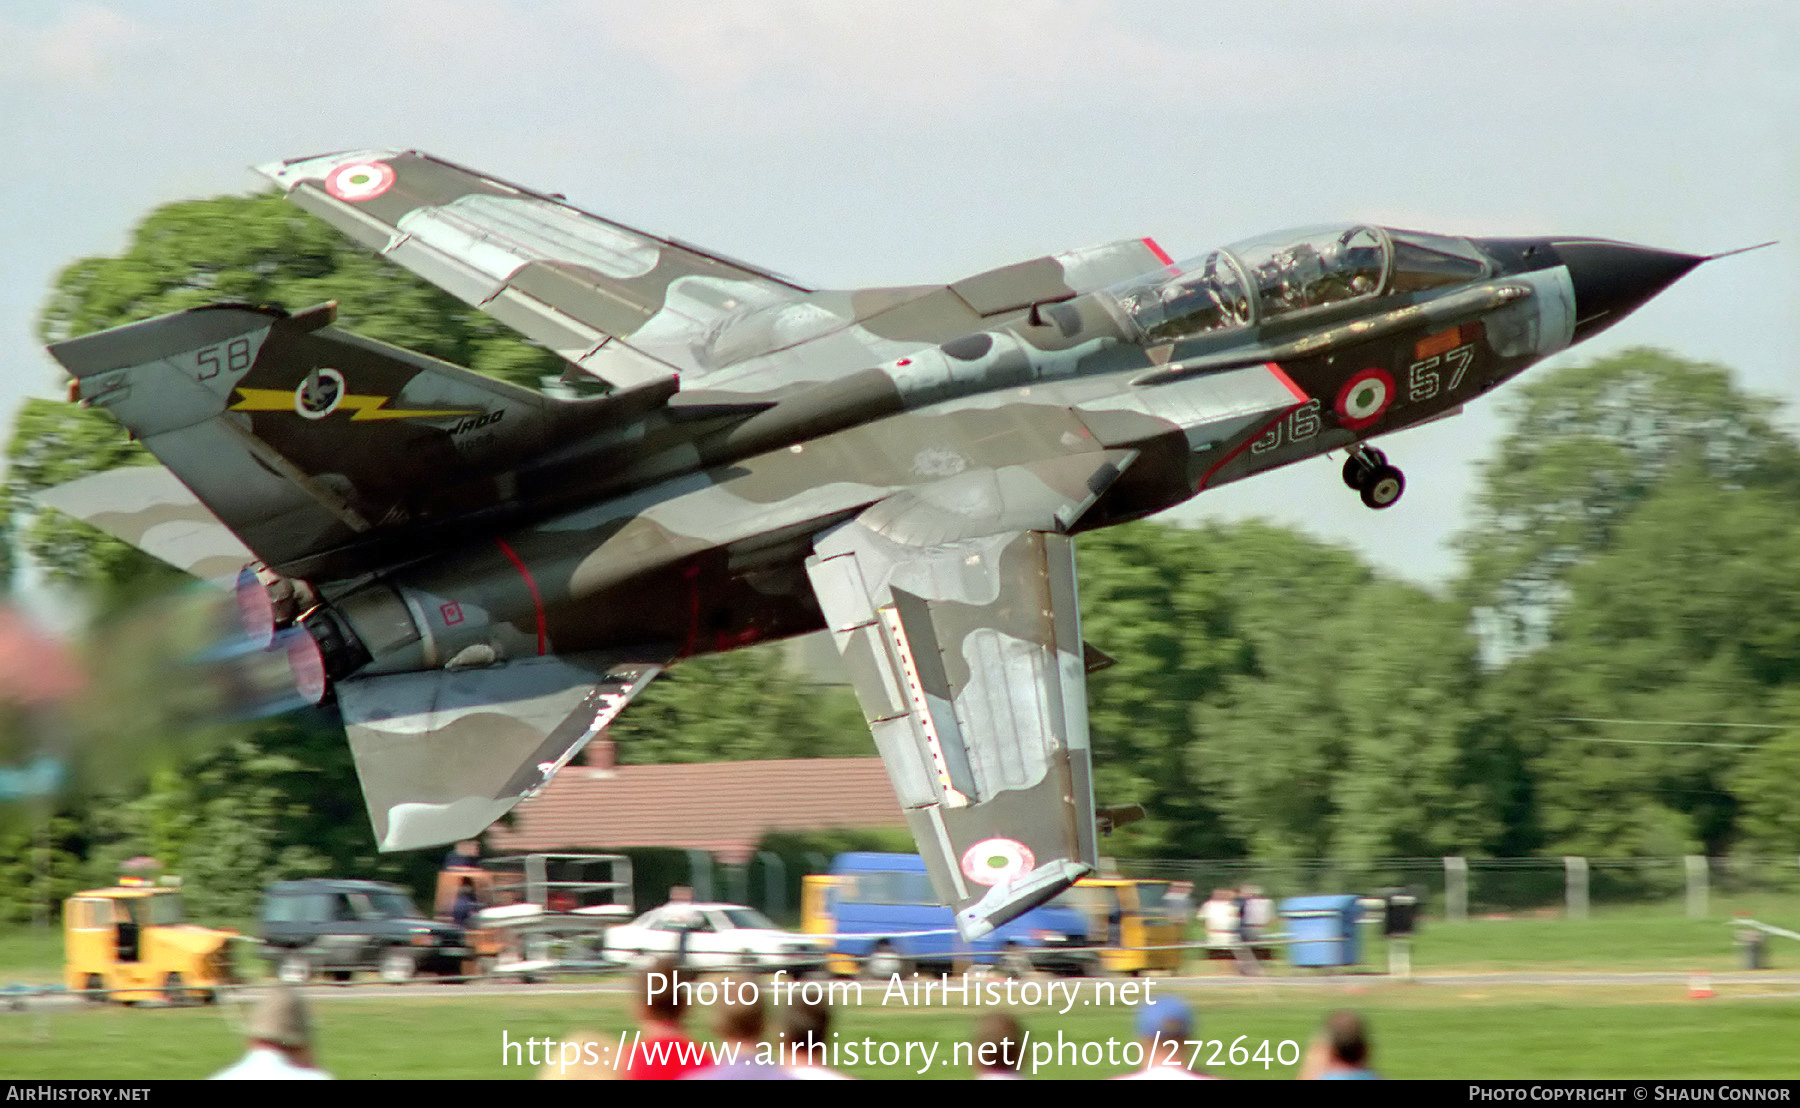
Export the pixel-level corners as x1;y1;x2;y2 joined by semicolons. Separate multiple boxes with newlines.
255;150;1176;397
257;149;809;394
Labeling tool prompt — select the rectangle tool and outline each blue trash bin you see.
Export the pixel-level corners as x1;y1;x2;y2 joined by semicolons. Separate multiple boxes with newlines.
1280;895;1363;968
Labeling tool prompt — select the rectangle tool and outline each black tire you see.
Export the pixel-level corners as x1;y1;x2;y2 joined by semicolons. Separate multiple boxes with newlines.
1360;465;1405;509
1000;944;1034;980
83;973;106;1005
866;943;910;980
162;972;194;1006
378;947;418;985
276;951;314;985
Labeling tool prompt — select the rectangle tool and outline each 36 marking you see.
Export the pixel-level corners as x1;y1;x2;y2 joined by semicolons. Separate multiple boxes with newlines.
1250;398;1321;454
1407;343;1474;403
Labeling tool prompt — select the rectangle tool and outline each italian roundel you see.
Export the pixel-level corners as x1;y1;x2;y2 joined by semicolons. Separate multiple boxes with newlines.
961;838;1037;888
1334;368;1396;430
324;160;397;202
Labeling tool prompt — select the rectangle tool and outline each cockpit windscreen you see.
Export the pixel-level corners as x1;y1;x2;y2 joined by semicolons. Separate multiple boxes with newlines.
1225;225;1387;324
1111;224;1391;343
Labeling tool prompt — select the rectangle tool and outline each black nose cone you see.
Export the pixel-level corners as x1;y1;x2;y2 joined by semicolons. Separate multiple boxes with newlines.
1556;240;1704;344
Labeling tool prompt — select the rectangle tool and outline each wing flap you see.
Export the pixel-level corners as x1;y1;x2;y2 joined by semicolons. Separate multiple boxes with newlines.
338;653;663;852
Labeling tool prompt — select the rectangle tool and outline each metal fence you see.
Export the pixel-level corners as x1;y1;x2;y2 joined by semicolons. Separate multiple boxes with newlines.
1112;856;1800;920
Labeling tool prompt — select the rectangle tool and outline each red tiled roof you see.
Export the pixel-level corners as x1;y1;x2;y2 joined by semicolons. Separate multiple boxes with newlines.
0;606;83;704
484;757;904;863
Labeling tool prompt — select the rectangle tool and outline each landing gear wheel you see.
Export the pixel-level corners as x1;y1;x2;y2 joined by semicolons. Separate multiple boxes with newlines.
378;947;418;984
1359;465;1405;510
276;952;314;985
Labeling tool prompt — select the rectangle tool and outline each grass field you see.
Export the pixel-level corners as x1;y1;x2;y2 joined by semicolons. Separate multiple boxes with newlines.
3;980;1798;1080
5;901;1798;1079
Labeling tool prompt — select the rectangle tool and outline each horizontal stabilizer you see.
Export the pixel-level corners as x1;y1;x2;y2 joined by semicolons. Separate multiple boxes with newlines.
338;652;663;851
37;465;252;586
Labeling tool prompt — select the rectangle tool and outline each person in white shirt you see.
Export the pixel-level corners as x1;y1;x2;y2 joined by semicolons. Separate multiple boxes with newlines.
1200;888;1241;957
210;985;331;1080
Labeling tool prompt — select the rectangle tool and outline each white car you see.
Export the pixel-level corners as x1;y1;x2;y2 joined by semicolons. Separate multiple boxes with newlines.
603;903;827;973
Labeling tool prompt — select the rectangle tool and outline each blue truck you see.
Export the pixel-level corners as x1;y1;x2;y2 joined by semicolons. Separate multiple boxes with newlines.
801;852;1092;976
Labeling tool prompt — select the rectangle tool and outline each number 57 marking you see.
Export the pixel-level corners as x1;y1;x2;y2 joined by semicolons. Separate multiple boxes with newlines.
1408;344;1474;403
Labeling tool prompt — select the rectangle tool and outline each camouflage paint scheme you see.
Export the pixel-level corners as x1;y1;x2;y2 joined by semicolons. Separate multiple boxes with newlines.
44;150;1706;939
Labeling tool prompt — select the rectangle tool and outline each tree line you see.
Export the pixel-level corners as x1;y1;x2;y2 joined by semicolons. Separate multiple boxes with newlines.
2;193;1797;919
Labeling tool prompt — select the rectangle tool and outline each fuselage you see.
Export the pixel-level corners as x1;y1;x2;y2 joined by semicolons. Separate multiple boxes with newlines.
293;225;1702;690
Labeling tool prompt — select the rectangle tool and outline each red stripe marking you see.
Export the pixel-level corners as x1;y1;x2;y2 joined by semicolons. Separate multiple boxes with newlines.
1197;403;1305;492
1264;361;1309;402
494;538;546;655
1141;237;1176;267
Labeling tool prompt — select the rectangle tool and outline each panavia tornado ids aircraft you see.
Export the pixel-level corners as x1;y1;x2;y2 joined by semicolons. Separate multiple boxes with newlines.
43;150;1711;939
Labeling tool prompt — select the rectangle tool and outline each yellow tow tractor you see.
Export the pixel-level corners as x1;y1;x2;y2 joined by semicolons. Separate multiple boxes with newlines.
64;876;238;1004
1053;878;1185;976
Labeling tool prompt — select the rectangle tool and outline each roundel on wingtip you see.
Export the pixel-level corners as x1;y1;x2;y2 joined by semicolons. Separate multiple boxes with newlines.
325;160;397;202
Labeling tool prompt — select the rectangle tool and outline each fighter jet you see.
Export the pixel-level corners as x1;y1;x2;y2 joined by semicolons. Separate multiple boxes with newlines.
42;150;1709;938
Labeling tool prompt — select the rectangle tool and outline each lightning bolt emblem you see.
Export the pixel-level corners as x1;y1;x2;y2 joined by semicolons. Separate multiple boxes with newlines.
230;387;480;421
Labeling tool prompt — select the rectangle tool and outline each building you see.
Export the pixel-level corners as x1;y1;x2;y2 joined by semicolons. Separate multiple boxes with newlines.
483;739;903;864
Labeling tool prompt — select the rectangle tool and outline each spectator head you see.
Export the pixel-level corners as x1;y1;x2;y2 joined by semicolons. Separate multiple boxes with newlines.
714;989;765;1046
246;985;314;1059
972;1011;1025;1075
1134;995;1193;1042
636;956;687;1024
1324;1009;1369;1067
783;999;831;1065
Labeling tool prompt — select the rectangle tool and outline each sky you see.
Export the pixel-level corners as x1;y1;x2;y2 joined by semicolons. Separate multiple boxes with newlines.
2;0;1795;597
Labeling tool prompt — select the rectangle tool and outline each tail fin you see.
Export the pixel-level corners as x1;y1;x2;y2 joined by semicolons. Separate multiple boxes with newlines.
51;302;622;577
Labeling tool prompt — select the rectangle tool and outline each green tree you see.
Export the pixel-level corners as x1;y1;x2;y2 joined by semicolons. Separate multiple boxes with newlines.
1077;523;1248;857
1187;525;1495;861
1078;520;1500;862
1457;348;1800;656
614;647;869;764
1732;691;1800;854
9;191;564;591
1503;474;1800;856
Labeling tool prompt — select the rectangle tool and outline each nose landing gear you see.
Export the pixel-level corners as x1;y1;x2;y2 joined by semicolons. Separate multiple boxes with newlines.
1343;446;1405;510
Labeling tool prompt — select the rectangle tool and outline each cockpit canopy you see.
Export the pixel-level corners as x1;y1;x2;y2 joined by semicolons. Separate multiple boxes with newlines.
1111;224;1490;345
